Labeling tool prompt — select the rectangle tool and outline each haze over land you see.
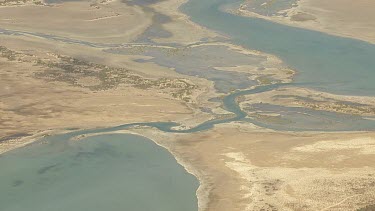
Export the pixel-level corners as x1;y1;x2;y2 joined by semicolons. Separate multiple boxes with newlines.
0;0;375;210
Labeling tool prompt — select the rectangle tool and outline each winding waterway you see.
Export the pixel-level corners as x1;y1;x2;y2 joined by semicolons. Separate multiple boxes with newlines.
182;0;375;96
1;0;375;210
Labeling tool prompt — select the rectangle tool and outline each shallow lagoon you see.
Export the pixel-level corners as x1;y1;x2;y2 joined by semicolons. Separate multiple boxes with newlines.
244;103;375;131
0;133;199;211
108;45;265;92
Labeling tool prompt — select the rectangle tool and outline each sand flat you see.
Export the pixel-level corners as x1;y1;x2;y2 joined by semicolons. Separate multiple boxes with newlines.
238;0;375;44
295;0;375;44
140;126;375;211
0;0;152;43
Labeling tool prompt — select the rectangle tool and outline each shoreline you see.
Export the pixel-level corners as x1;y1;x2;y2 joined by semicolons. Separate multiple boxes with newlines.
233;1;375;45
1;0;375;210
119;129;211;211
0;127;210;211
2;124;375;211
65;128;211;211
0;129;68;155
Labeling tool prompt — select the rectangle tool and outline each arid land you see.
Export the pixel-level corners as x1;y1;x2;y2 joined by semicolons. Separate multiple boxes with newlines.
130;126;375;211
236;0;375;44
1;0;375;211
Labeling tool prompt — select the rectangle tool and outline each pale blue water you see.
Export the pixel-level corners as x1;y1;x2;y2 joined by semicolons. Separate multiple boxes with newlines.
66;84;373;133
2;0;374;96
0;134;199;211
181;0;375;96
0;85;373;211
2;1;375;210
108;45;262;92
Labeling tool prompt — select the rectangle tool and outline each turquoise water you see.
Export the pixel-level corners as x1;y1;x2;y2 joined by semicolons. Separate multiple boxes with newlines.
0;133;199;211
181;0;375;96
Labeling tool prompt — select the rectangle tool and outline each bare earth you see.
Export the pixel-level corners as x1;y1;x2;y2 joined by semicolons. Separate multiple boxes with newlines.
134;125;375;211
1;0;375;210
237;0;375;44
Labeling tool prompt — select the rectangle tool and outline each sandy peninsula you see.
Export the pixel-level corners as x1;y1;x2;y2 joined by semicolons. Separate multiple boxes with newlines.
236;0;375;44
131;125;375;211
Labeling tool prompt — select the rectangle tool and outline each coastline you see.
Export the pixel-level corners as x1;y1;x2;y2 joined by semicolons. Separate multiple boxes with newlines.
1;0;375;210
121;129;211;211
2;121;375;211
0;129;69;155
78;129;211;211
0;127;210;211
233;0;375;45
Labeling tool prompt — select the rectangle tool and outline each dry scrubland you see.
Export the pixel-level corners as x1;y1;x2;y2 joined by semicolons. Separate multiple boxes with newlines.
0;43;200;153
0;0;375;210
239;87;375;117
0;0;217;153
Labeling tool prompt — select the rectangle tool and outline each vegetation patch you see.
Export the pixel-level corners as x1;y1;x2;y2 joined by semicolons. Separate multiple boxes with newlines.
0;46;197;102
